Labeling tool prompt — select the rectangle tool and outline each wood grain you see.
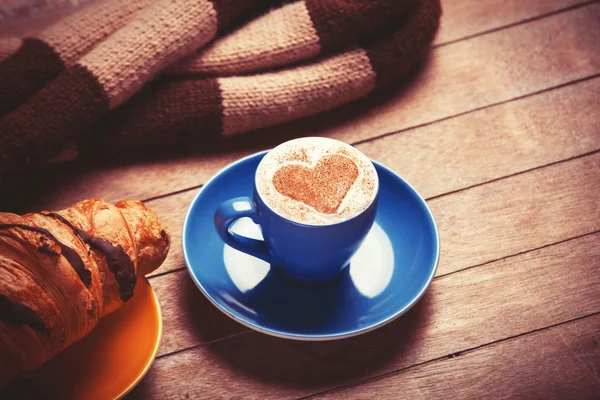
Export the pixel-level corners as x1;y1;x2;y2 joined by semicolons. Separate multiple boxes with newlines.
317;314;600;399
131;231;600;398
429;153;600;274
434;0;588;44
145;190;196;277
146;145;600;279
7;3;600;211
332;1;599;144
152;266;246;357
432;152;600;276
357;77;600;199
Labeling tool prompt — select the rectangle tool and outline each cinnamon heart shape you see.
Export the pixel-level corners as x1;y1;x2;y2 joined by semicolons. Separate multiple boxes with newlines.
272;154;359;214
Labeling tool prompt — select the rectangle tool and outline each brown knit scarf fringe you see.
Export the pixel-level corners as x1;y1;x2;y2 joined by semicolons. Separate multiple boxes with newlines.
0;0;441;184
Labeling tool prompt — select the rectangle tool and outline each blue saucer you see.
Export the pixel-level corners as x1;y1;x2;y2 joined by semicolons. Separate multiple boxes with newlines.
182;151;439;340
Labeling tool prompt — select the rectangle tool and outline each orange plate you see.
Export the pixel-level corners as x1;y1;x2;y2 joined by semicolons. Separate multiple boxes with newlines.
3;278;161;400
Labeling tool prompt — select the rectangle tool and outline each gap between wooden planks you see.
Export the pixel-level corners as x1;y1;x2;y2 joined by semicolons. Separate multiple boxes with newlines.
7;1;600;211
145;77;600;278
314;313;600;399
433;0;588;45
150;152;600;357
127;231;600;399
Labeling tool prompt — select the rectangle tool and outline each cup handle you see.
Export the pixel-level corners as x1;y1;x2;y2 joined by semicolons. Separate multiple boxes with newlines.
214;197;272;263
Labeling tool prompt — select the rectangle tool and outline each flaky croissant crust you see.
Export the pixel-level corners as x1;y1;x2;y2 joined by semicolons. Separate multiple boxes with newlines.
0;198;170;387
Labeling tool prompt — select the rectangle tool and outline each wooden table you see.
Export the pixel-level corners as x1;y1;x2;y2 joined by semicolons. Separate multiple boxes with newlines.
4;0;600;398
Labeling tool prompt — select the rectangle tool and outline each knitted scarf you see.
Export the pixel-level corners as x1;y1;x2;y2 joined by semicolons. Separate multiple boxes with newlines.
0;0;441;184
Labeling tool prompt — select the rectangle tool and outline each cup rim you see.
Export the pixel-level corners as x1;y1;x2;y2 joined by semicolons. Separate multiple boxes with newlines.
253;140;380;228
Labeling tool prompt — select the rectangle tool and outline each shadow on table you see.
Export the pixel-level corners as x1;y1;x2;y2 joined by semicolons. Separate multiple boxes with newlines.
177;272;248;343
130;291;432;398
128;261;434;398
206;292;431;393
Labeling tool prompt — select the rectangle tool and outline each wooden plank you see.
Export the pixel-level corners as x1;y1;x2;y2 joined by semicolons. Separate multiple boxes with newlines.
357;77;600;199
146;147;600;279
152;266;246;357
146;190;194;278
434;0;587;44
7;3;600;211
432;152;600;276
327;1;600;144
317;314;600;399
130;231;600;399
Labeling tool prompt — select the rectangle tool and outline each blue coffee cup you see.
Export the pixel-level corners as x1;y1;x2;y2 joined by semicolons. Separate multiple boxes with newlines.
214;170;379;285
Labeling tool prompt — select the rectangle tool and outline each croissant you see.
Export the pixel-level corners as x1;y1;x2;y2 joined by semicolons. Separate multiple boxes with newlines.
0;198;170;387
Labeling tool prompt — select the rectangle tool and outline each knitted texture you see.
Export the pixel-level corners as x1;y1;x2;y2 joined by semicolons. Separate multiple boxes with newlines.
167;0;322;76
0;0;153;116
0;0;441;184
0;0;268;183
167;0;418;76
77;0;219;109
86;0;441;153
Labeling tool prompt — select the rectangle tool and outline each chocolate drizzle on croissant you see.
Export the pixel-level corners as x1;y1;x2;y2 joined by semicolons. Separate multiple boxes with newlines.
0;223;92;287
0;198;170;388
0;294;48;335
45;213;136;301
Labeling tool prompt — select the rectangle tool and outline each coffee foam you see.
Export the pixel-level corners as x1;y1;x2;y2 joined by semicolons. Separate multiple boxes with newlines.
256;137;378;225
